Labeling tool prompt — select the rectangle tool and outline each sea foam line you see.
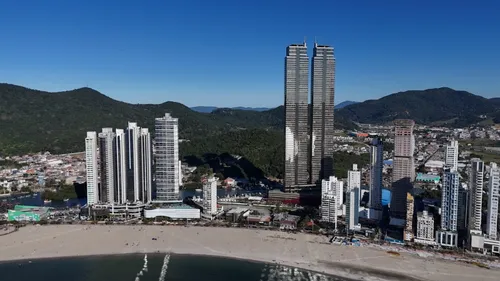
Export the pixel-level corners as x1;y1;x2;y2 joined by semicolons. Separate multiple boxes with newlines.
158;253;171;281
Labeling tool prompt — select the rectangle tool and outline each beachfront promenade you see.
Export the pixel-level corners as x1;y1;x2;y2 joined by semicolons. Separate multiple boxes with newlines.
0;225;497;281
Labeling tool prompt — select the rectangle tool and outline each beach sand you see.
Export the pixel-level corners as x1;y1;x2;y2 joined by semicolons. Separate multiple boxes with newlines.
0;225;497;281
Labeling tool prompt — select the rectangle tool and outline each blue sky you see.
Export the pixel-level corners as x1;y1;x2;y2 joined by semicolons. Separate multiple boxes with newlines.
0;0;499;107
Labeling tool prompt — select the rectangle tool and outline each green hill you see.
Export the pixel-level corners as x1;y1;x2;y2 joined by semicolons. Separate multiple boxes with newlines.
337;87;499;126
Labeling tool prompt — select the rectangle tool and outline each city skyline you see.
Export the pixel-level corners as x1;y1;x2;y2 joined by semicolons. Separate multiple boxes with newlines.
1;1;500;107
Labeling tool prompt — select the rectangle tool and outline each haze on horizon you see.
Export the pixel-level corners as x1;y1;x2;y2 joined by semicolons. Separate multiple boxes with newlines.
0;0;499;107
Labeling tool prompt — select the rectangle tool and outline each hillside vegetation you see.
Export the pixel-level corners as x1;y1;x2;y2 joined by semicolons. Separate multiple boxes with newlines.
0;84;354;178
337;87;500;126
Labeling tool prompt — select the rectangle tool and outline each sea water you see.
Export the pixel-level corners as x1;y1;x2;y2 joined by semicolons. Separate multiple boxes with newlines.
0;253;350;281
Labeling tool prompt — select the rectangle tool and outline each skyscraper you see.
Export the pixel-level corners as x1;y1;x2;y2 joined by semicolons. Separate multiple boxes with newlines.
140;128;152;203
346;186;360;231
115;129;127;204
85;131;98;205
390;119;415;222
125;122;141;202
369;138;384;214
441;169;459;231
310;43;335;184
445;140;459;172
468;158;484;233
284;42;309;188
155;113;180;202
98;128;116;203
124;122;152;203
487;162;500;240
436;168;460;247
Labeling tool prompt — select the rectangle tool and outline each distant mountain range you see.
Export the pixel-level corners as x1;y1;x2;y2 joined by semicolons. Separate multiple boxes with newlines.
336;87;500;127
191;106;271;113
191;101;360;113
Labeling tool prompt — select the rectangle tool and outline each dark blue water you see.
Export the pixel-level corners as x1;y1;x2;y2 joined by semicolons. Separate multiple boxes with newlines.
0;253;348;281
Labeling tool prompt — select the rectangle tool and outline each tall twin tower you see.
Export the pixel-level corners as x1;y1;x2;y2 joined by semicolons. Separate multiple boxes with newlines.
284;41;335;188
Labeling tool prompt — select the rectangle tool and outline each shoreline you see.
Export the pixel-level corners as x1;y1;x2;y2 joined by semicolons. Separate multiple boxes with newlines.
0;225;498;281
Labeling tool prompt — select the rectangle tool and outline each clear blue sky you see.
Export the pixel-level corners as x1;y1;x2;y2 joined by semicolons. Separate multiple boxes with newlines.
1;0;499;107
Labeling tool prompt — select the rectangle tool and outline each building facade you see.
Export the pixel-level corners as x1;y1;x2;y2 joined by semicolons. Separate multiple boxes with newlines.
369;138;384;211
416;211;435;244
114;129;127;204
322;176;343;211
391;119;415;221
284;43;309;188
487;162;500;240
203;177;218;216
468;158;484;233
445;140;459;172
155;113;180;202
310;43;335;184
346;187;360;231
441;169;459;232
321;193;337;227
404;193;414;241
85;131;98;205
98;128;116;203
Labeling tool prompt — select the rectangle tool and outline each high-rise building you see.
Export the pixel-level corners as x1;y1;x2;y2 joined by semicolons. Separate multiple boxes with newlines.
390;119;415;222
85;131;98;205
203;177;218;216
468;158;484;233
155;113;180;202
404;193;414;241
140;128;152;203
445;140;459;172
321;193;337;227
347;164;361;191
284;42;309;188
436;169;460;247
441;169;459;231
416;211;435;243
369;138;384;213
98;128;116;203
310;43;335;184
346;187;360;231
322;176;343;211
124;122;152;203
114;129;127;204
487;162;500;240
125;122;141;202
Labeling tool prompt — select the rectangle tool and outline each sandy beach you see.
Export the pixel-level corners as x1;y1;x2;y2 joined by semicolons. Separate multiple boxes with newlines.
0;225;498;281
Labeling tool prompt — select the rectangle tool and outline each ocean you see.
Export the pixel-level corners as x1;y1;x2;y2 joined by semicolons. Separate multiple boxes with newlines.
0;253;349;281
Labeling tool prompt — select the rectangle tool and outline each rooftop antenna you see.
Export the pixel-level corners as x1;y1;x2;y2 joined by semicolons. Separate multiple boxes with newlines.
314;36;318;47
303;36;307;46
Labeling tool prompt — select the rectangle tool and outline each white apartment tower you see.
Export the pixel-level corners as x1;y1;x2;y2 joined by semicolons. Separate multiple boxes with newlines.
114;129;127;204
98;128;116;203
322;176;343;211
203;177;218;215
85;131;98;205
468;158;484;233
445;140;459;172
321;193;337;228
416;211;435;242
155;113;180;202
347;164;361;191
487;163;500;240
